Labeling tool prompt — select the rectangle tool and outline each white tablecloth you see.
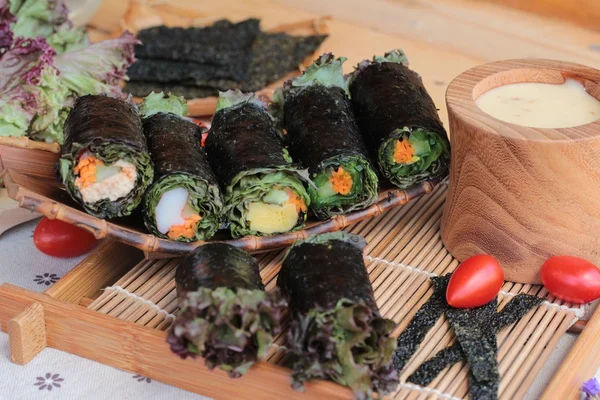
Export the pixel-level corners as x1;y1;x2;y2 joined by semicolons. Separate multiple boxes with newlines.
0;219;597;399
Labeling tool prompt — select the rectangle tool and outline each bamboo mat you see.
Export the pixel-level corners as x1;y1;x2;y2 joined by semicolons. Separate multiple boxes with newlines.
88;184;584;399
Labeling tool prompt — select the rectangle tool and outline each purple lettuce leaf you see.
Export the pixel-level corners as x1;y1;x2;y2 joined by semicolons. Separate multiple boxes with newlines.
0;35;55;92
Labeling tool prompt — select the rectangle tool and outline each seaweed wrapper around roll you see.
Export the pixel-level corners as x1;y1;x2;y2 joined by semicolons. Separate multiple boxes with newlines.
168;243;286;377
206;90;310;238
277;232;398;399
140;93;223;242
58;95;153;219
273;54;379;220
348;50;450;189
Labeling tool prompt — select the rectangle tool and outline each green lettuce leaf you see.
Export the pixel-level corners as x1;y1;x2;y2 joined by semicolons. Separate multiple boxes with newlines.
308;155;379;220
139;91;188;119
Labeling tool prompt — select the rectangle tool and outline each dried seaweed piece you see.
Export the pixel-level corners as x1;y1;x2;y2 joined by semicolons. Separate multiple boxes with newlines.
447;299;499;382
135;19;260;80
127;59;241;87
407;293;543;386
124;81;219;99
494;293;544;330
241;32;328;92
393;274;451;372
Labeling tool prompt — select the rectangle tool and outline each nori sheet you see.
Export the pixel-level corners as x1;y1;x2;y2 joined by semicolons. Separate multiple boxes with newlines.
241;32;327;92
175;242;264;301
393;274;451;372
127;58;241;87
126;21;328;99
447;299;499;383
206;102;293;187
123;81;219;99
62;95;147;158
277;232;378;314
283;84;370;174
135;19;260;80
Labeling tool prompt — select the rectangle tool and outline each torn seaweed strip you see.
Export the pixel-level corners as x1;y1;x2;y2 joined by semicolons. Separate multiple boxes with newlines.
408;293;543;386
392;274;451;372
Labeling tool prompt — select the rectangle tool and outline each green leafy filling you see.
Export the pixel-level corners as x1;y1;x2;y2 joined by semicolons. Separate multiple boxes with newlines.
308;155;379;219
379;127;448;188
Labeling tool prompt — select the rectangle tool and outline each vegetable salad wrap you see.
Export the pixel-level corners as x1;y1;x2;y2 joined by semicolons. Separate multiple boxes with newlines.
140;92;223;241
348;50;450;189
59;95;153;218
168;243;286;377
273;54;379;220
206;90;310;238
277;232;398;399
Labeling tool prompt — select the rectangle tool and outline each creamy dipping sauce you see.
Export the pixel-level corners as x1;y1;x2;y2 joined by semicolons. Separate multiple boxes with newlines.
476;79;600;128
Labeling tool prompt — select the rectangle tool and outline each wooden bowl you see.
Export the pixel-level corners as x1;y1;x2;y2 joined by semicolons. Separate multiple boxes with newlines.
441;59;600;284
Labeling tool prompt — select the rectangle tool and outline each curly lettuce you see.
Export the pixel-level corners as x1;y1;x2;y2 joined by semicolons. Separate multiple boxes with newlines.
7;0;88;53
0;2;138;144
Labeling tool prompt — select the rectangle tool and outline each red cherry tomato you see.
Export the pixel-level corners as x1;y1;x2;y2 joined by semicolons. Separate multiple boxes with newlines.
540;256;600;304
33;218;98;258
446;254;504;308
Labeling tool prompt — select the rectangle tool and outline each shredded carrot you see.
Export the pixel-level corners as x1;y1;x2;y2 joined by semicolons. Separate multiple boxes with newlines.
167;214;202;240
393;139;415;164
330;166;353;195
74;155;103;189
285;188;307;213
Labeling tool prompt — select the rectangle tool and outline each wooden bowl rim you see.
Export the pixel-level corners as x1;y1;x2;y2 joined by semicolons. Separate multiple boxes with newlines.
446;58;600;142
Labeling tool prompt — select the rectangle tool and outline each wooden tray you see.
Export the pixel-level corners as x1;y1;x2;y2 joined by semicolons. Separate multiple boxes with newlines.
3;169;441;257
0;183;591;399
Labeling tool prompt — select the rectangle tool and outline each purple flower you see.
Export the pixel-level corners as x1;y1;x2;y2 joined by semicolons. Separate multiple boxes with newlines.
34;373;64;391
582;378;600;398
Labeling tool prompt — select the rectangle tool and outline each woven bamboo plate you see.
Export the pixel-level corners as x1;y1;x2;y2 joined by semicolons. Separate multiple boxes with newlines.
2;169;442;257
0;182;588;399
